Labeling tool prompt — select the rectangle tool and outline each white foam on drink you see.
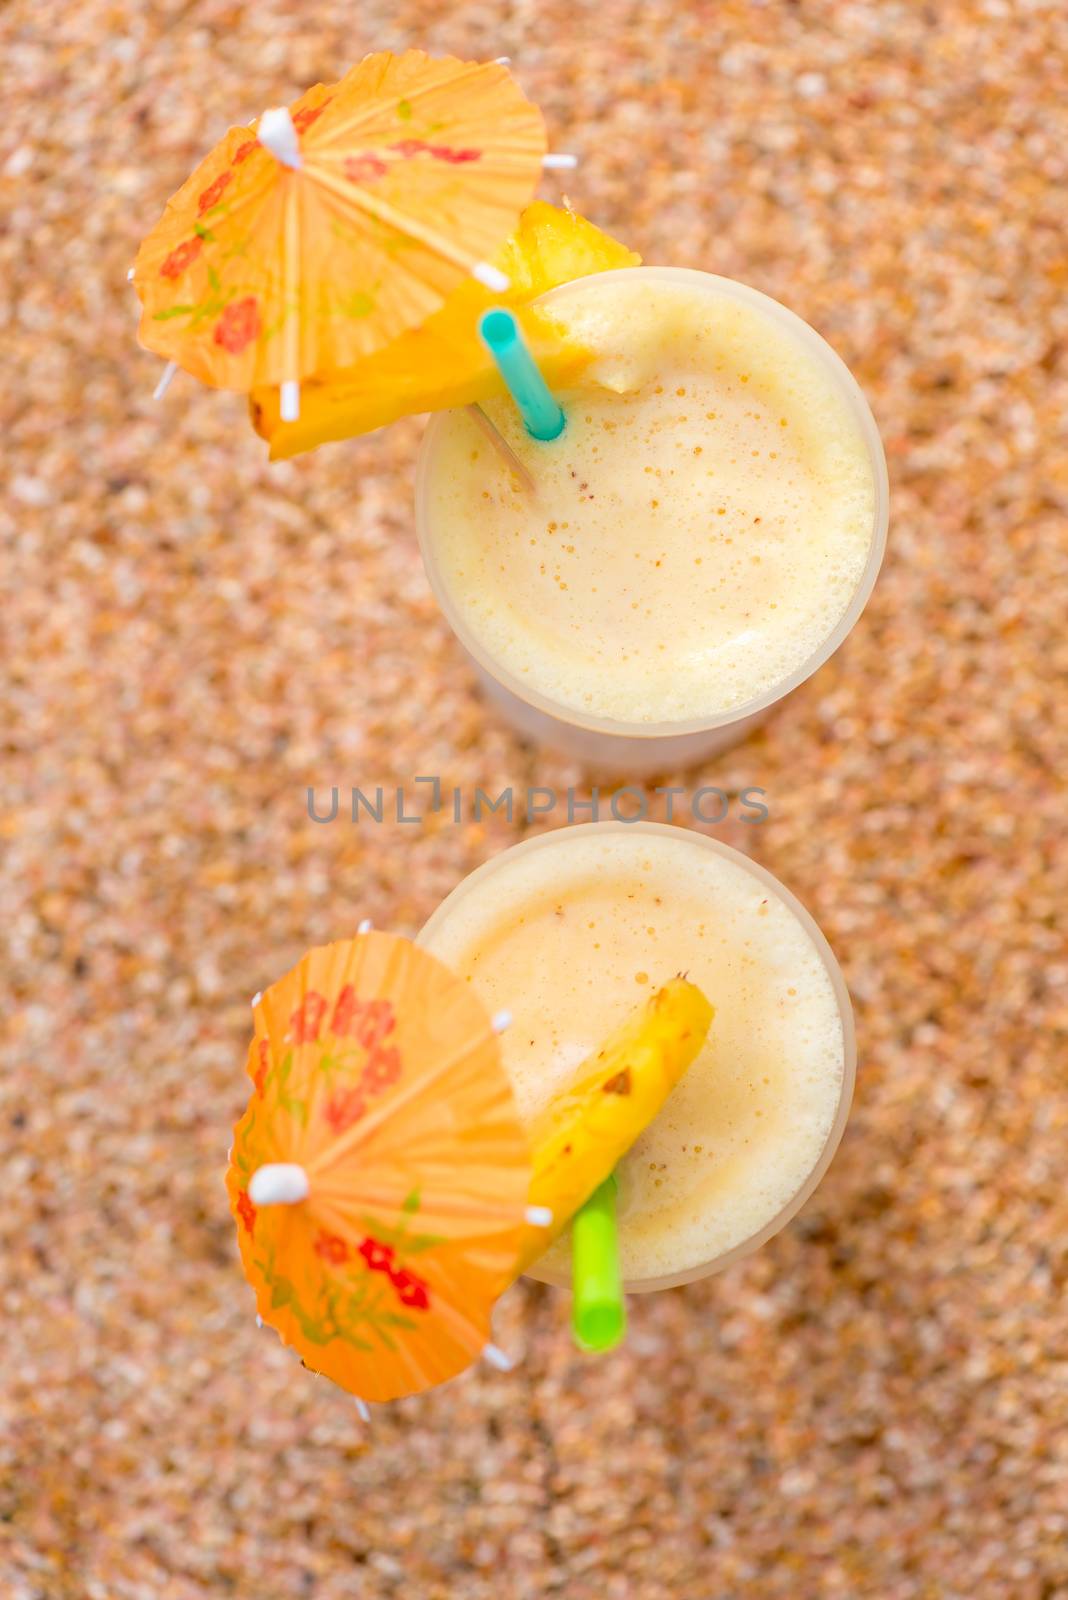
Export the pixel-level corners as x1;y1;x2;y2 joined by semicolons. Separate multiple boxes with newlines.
421;828;846;1283
423;274;876;725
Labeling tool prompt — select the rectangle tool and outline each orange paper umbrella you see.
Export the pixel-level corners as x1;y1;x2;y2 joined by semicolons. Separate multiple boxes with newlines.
225;932;531;1403
133;51;546;409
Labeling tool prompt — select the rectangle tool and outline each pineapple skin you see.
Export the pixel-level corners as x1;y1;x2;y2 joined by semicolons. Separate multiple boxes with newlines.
250;201;640;458
515;978;714;1272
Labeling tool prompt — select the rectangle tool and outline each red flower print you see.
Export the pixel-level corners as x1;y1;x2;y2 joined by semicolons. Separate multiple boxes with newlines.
343;153;388;184
313;1230;349;1265
388;139;481;166
198;170;232;215
359;1236;395;1274
236;1189;256;1235
159;236;202;280
213;296;261;356
362;1045;401;1093
292;98;332;134
324;1087;365;1133
330;985;358;1037
358;999;396;1050
233;139;258;164
390;1267;430;1311
253;1038;270;1098
289;991;328;1044
429;145;481;165
329;991;395;1049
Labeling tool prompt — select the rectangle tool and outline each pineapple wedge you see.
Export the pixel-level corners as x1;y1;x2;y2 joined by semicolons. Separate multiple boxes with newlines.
250;201;640;459
515;978;714;1273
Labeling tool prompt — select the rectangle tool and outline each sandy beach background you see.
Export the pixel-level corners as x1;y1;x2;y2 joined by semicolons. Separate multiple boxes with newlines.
2;2;1066;1595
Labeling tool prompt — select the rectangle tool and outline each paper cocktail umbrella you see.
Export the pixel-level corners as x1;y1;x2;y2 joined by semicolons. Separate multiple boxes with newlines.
226;932;530;1403
132;51;546;414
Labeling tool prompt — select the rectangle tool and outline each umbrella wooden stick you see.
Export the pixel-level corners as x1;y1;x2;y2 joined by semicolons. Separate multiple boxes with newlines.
153;361;178;401
258;108;305;422
465;404;536;493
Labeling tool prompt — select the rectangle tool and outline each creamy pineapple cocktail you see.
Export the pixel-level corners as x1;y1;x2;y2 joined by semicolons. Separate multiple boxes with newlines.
416;267;887;764
419;823;854;1290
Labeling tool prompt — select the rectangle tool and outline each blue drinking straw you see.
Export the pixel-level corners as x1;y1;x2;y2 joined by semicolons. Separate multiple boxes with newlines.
478;309;566;441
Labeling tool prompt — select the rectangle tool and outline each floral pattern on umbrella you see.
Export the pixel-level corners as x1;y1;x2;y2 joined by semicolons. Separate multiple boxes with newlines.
226;932;530;1402
132;52;547;392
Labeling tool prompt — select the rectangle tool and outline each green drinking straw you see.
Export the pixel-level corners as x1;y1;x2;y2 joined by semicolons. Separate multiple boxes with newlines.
478;308;566;441
571;1174;626;1352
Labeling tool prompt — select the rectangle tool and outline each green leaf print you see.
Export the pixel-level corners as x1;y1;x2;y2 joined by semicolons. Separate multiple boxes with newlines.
337;291;376;319
315;1045;366;1089
188;294;227;329
360;1210;444;1257
278;1094;308;1127
393;1233;443;1255
271;1277;295;1310
380;1312;419;1334
275;1049;308;1125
